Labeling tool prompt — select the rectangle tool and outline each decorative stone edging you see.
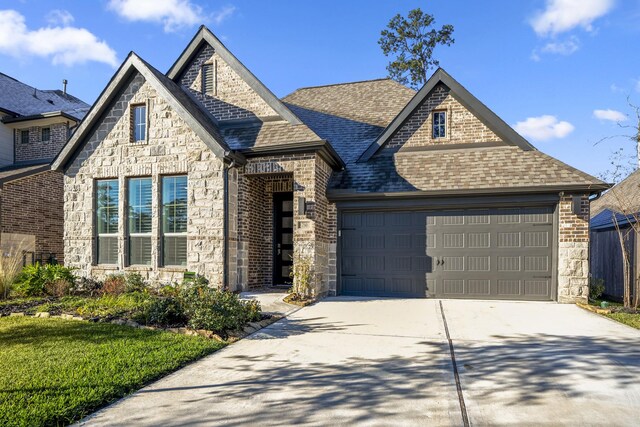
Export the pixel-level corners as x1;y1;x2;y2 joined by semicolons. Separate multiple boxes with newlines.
5;311;284;343
576;302;612;315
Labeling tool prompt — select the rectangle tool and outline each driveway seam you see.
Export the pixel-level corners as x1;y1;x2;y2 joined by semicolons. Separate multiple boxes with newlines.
439;300;470;427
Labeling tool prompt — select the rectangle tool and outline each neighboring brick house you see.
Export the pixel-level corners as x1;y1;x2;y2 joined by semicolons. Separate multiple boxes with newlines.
53;26;608;303
0;73;89;263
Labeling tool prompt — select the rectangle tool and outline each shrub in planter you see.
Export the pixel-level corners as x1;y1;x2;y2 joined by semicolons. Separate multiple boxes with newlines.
102;274;126;296
179;282;262;333
589;277;606;301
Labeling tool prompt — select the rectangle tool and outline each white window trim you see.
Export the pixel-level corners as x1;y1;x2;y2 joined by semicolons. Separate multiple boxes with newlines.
431;107;452;142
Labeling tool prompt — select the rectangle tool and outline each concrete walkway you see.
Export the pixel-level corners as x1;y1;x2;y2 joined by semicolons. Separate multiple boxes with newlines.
81;298;640;426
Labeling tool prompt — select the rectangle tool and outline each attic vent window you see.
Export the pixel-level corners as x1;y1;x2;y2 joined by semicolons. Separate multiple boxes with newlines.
433;111;446;139
202;63;215;95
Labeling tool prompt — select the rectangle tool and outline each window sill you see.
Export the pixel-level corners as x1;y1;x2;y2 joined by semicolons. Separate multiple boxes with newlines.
124;265;153;271
92;265;119;270
159;267;188;273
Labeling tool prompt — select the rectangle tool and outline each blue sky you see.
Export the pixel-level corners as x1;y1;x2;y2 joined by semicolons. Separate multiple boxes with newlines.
1;0;639;180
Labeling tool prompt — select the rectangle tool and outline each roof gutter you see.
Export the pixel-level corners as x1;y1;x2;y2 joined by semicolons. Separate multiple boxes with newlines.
327;183;612;202
237;140;345;171
2;111;81;124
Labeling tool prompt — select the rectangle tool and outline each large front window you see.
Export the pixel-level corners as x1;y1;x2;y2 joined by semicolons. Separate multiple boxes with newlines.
128;177;152;265
96;179;119;264
162;176;187;266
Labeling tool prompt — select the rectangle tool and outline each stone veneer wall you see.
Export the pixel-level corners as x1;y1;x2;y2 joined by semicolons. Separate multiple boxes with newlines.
178;44;277;121
1;170;64;262
64;72;226;284
382;84;502;152
557;194;590;303
15;123;69;162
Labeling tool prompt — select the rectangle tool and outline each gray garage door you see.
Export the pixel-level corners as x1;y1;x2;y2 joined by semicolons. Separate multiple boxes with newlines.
339;207;554;300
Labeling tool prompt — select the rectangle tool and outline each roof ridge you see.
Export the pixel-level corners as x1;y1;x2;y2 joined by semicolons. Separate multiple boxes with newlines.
287;78;398;94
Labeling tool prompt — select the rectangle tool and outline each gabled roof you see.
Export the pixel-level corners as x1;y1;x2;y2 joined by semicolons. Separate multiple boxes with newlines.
591;168;640;217
167;25;302;125
0;72;89;120
283;78;415;128
358;68;536;162
52;52;244;171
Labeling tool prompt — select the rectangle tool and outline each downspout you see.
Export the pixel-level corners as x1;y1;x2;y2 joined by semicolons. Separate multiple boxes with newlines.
223;159;236;291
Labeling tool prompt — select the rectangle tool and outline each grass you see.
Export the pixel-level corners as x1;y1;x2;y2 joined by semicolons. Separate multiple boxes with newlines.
0;316;225;426
604;312;640;330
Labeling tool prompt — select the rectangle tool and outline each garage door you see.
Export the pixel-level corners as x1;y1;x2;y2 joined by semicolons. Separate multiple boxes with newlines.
339;207;554;300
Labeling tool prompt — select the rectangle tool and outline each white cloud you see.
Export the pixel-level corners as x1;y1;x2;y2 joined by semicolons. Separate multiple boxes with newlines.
0;10;118;67
513;115;575;141
531;0;615;36
46;9;74;26
593;109;627;122
107;0;203;32
540;36;580;55
212;5;236;26
636;78;640;93
610;83;624;93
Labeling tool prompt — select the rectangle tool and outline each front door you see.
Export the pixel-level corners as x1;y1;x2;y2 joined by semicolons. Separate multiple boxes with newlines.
273;192;294;286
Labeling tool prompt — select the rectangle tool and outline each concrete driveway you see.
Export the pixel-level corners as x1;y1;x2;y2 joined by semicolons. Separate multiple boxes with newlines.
81;298;640;426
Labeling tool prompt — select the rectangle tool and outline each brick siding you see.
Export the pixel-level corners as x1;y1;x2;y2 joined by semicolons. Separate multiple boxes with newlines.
15;122;68;162
178;44;277;122
1;170;64;263
382;84;502;152
557;194;590;303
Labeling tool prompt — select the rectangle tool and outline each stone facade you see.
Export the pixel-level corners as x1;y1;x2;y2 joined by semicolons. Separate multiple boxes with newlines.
15;123;69;162
382;84;502;152
64;72;227;284
557;194;590;303
0;170;64;263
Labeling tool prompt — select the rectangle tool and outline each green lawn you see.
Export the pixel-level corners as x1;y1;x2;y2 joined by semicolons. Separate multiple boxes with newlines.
605;312;640;329
0;316;225;427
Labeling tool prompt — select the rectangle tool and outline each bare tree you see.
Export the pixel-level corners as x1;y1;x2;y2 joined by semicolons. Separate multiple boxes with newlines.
595;99;640;308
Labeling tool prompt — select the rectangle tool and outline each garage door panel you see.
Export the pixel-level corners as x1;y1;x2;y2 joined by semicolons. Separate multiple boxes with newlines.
340;206;554;300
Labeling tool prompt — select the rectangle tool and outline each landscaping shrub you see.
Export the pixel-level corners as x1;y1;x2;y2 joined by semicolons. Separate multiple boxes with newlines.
125;272;147;293
589;277;606;301
72;276;103;296
44;279;73;298
102;274;126;295
179;280;261;333
137;296;186;326
0;243;25;300
13;263;77;297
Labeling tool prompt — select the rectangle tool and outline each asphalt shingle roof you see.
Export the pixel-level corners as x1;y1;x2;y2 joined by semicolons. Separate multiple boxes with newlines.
0;73;89;119
329;146;607;193
590;169;640;217
283;78;415;128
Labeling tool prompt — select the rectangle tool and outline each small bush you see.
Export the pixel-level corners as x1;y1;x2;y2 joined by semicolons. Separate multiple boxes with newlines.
13;263;77;297
589;277;606;301
44;279;73;298
137;296;186;327
102;274;126;296
72;277;103;296
125;272;147;293
179;282;261;333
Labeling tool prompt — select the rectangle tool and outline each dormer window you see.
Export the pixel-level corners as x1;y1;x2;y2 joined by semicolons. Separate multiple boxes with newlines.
433;111;446;139
202;63;215;95
132;104;147;142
